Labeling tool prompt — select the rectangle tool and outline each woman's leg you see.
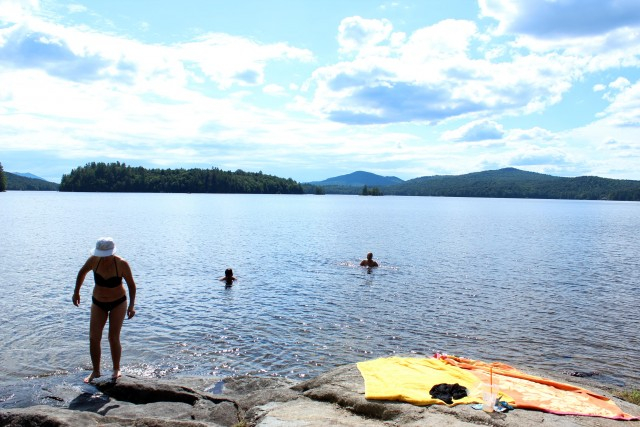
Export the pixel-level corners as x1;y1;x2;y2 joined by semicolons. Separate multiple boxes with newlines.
108;300;127;379
86;303;108;383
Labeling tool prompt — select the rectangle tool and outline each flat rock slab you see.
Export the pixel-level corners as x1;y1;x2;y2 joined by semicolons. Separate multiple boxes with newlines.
1;364;639;426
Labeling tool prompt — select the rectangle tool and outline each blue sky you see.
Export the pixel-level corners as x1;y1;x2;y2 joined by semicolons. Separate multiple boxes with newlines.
2;0;640;183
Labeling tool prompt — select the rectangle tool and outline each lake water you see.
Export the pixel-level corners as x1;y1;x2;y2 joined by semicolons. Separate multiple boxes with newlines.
1;192;639;408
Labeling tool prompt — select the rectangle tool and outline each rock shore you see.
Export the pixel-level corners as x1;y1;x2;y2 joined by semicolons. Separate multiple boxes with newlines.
1;364;638;426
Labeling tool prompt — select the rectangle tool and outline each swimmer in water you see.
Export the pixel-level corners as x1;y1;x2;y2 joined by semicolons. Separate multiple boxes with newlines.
219;268;237;286
359;252;379;268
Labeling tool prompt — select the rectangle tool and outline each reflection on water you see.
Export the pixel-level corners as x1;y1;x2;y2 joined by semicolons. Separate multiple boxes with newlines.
1;192;639;408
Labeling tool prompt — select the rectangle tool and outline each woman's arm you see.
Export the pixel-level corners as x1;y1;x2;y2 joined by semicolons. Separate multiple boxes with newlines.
73;257;95;306
121;259;137;318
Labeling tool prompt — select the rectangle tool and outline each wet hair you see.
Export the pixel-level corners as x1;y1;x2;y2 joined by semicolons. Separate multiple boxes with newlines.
225;268;233;277
367;252;373;260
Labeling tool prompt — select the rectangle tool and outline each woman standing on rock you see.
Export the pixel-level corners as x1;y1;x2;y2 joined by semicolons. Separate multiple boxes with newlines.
72;237;136;383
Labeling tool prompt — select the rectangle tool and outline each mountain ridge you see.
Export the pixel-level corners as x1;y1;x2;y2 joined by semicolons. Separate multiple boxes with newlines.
12;172;48;181
307;170;404;186
5;172;60;191
307;167;640;200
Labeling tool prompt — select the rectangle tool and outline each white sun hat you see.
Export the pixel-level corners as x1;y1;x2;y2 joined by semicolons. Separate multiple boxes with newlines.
92;237;117;257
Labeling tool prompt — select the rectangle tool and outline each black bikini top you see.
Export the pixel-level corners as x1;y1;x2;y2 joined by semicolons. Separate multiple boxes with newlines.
94;257;123;288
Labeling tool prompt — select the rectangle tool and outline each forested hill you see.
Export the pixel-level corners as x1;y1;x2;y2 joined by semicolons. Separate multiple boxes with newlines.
59;162;304;194
6;172;60;191
385;168;640;201
309;171;403;186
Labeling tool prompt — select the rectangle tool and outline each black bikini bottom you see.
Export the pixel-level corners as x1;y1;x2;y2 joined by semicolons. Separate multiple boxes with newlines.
92;295;127;313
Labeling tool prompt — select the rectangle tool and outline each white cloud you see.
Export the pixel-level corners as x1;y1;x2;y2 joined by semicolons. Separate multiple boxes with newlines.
596;76;632;101
0;0;38;22
308;17;578;125
597;79;640;126
554;80;640;178
609;76;631;90
479;0;640;38
479;0;640;73
442;119;505;142
179;33;314;89
66;3;86;14
3;1;640;181
337;16;393;54
263;84;286;96
509;127;556;142
0;9;322;173
508;147;570;168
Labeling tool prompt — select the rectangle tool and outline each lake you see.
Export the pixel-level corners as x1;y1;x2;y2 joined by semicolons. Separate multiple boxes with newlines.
0;192;638;408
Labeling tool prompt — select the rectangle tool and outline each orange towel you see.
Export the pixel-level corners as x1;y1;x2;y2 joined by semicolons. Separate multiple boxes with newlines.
357;355;639;420
439;355;638;420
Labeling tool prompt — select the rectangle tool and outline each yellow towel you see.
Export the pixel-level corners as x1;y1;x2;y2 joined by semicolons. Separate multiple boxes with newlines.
356;356;491;406
357;356;639;420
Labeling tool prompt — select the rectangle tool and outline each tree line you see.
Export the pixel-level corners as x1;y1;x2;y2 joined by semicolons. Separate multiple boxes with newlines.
385;170;640;201
303;168;640;201
59;162;304;194
0;162;6;192
4;172;60;191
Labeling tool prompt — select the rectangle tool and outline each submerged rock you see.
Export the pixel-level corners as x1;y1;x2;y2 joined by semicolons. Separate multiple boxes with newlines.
1;364;638;426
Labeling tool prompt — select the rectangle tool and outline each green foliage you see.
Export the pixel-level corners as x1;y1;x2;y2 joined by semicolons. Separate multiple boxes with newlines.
302;184;361;195
385;168;640;201
0;162;6;192
304;168;640;201
361;185;383;196
5;172;59;191
616;389;640;405
59;162;304;194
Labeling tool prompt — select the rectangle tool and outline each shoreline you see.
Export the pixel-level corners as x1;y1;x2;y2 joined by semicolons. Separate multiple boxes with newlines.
1;360;639;426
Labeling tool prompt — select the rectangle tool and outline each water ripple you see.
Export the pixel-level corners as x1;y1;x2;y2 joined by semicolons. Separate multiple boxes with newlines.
1;194;639;409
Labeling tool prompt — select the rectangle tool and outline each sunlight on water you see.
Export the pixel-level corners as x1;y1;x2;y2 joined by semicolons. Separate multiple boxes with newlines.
1;193;639;408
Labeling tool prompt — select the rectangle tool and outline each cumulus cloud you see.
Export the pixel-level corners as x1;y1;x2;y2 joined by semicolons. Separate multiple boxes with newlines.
597;79;640;126
609;76;631;90
309;17;579;125
0;26;132;83
595;77;632;101
479;0;640;38
179;33;314;89
443;120;505;142
509;127;556;142
0;6;320;175
0;12;314;90
479;0;640;71
0;0;38;22
337;16;393;54
509;147;570;167
304;2;640;129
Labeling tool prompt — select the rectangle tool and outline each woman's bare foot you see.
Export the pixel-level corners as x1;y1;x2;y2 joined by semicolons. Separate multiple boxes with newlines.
84;371;101;384
112;369;121;380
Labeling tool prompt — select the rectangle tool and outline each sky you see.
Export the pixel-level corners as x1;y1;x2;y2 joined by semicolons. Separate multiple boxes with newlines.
1;0;640;183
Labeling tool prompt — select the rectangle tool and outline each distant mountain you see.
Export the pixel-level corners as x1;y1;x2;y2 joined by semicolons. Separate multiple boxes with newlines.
303;167;640;200
6;172;60;191
12;172;46;180
308;171;404;187
385;167;640;200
